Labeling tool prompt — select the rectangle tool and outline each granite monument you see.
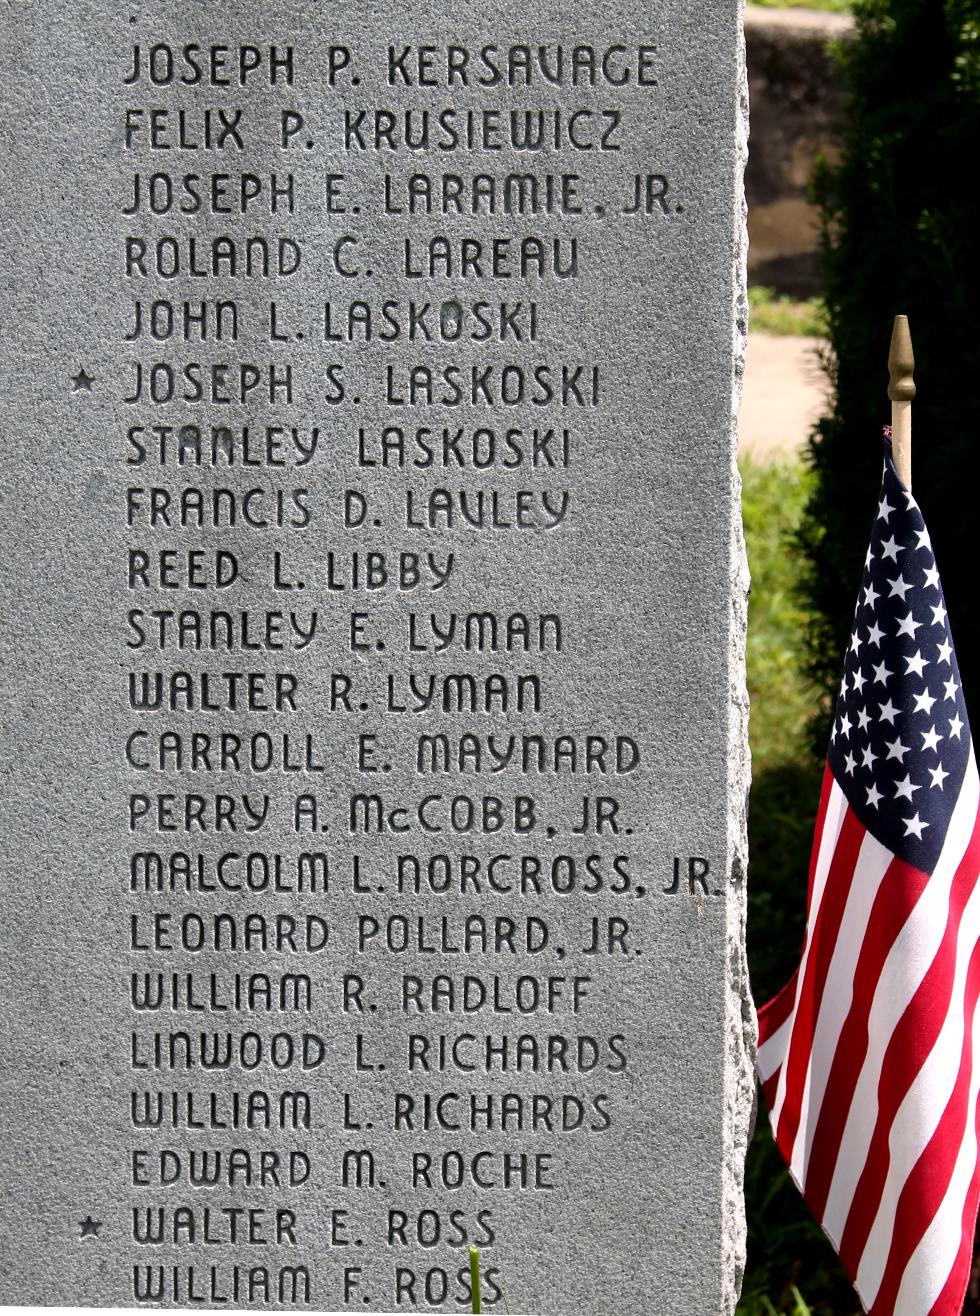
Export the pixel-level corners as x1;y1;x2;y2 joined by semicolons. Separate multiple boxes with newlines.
0;2;753;1311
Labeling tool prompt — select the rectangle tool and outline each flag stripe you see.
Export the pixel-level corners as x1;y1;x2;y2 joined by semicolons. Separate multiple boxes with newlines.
757;975;797;1093
757;767;838;1095
822;758;980;1251
755;449;980;1316
868;932;980;1314
771;805;866;1154
845;781;980;1299
897;935;980;1316
792;829;895;1185
768;776;852;1130
926;1066;980;1316
796;850;927;1219
806;762;839;905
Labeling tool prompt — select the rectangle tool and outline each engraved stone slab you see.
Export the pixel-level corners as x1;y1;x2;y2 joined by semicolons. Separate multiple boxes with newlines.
0;2;753;1312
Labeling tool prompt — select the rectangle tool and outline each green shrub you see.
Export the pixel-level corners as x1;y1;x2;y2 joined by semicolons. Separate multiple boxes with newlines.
742;456;822;1004
801;0;980;738
740;457;857;1314
748;288;827;338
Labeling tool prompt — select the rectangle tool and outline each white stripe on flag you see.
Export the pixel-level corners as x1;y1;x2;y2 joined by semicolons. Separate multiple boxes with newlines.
790;829;894;1185
822;754;980;1247
757;1013;793;1086
770;778;849;1128
855;755;980;1306
892;941;980;1313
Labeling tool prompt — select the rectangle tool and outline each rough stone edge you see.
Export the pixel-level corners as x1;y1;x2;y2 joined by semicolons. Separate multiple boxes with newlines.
722;2;758;1312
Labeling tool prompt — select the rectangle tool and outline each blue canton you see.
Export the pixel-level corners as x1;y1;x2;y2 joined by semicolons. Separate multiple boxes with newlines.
826;444;971;873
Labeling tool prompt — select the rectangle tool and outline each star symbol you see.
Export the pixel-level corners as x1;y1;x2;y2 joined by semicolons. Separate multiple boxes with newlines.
864;583;880;609
880;535;901;563
867;622;885;647
886;736;909;763
944;677;960;701
936;640;953;665
852;669;867;694
849;632;864;656
915;527;931;551
860;745;877;769
888;575;911;601
930;763;950;791
879;698;899;725
844;751;857;776
932;603;948;626
923;565;940;589
921;725;942;753
949;714;965;741
866;783;883;809
878;496;894;523
894;774;920;802
839;712;853;739
857;707;871;732
905;651;928;678
79;1216;102;1239
896;612;922;639
70;367;94;393
903;814;929;839
913;691;937;715
872;659;892;686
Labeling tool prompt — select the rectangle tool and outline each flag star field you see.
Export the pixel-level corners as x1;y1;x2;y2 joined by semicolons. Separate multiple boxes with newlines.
827;458;971;872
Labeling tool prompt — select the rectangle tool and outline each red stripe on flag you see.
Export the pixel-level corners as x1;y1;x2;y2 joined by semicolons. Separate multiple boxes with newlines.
762;1069;782;1111
807;763;837;907
868;935;980;1315
758;970;798;1105
838;811;980;1280
927;1063;980;1316
757;967;799;1048
756;767;834;1103
773;805;867;1157
755;770;834;1125
800;854;931;1220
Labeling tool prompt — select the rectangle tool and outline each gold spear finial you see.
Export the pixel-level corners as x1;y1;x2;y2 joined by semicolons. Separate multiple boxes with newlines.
888;315;915;490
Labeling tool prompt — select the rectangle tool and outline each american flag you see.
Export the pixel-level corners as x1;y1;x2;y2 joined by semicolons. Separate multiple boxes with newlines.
756;438;980;1315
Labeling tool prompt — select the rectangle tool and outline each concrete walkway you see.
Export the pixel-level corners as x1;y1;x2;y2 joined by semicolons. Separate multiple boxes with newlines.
745;4;854;37
739;332;829;459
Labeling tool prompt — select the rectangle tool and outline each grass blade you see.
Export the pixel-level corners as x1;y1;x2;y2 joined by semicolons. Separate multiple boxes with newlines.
470;1245;482;1314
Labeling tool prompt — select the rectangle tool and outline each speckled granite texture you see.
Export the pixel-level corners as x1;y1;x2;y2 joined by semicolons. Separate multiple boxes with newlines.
0;3;753;1311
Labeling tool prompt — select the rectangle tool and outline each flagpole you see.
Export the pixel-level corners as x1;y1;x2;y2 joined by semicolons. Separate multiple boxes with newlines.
888;314;915;490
